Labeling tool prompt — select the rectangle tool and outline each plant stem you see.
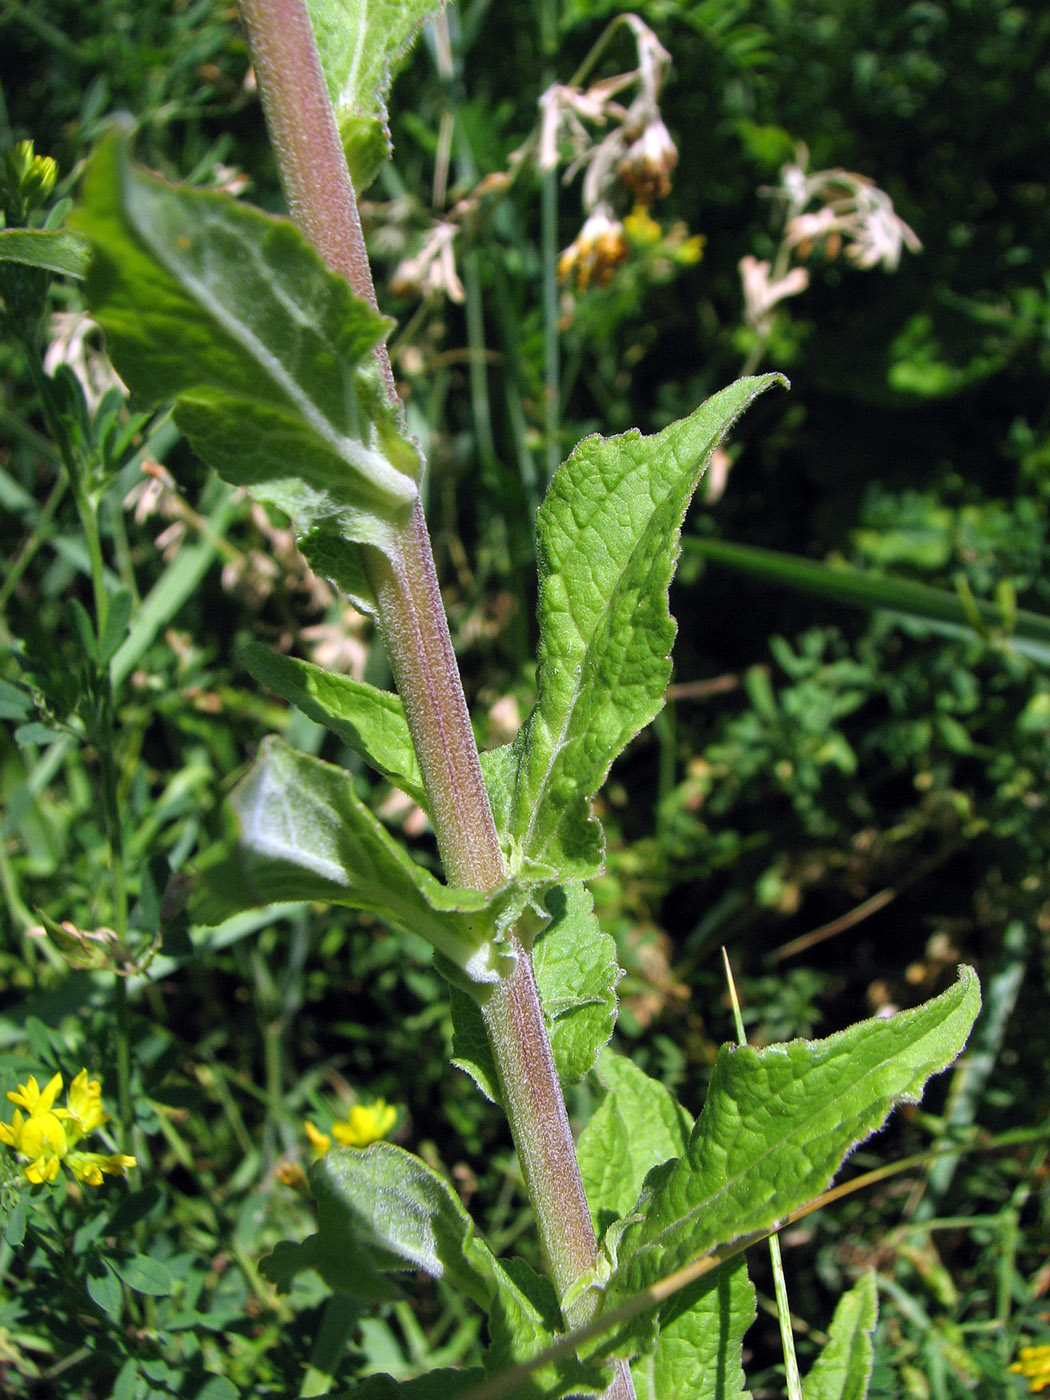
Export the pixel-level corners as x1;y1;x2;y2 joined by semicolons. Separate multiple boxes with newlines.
235;3;625;1379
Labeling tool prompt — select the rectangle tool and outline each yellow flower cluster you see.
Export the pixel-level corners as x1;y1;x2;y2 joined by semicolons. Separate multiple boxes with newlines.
305;1099;398;1159
0;1071;135;1187
1013;1345;1050;1393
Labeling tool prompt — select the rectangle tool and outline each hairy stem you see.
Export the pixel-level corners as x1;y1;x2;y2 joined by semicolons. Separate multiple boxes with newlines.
235;0;621;1374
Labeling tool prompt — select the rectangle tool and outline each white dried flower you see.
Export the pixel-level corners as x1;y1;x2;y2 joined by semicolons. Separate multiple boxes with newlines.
44;311;125;412
389;221;465;303
559;205;629;291
738;254;810;327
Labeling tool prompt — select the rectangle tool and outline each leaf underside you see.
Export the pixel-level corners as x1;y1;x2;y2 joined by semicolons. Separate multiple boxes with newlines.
72;132;420;614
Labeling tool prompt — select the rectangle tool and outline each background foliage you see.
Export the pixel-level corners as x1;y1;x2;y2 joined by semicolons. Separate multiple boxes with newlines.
0;1;1048;1396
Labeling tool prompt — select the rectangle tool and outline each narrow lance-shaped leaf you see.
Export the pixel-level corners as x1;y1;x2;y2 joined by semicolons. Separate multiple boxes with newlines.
72;131;420;612
193;737;520;984
605;968;980;1313
691;536;1050;668
802;1272;878;1400
305;0;444;190
501;375;785;881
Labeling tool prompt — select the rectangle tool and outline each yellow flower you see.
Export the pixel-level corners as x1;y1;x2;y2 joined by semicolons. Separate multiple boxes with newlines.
305;1099;398;1158
6;1072;63;1118
0;1070;134;1188
0;1107;68;1183
304;1120;331;1159
331;1100;397;1149
1013;1345;1050;1392
65;1070;109;1135
624;203;662;248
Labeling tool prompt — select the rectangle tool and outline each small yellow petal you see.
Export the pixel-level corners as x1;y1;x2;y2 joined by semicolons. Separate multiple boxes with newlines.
304;1120;331;1158
331;1100;397;1149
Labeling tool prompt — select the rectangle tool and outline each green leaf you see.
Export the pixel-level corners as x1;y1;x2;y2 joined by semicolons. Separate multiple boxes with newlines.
802;1272;878;1400
72;131;420;613
450;882;620;1099
577;1049;693;1237
0;227;91;277
530;882;620;1085
630;1257;754;1400
606;968;980;1309
109;1253;173;1297
333;1373;486;1399
97;587;133;668
87;1259;124;1319
305;0;444;190
690;537;1050;668
241;642;425;805
264;1144;598;1393
503;376;785;880
193;737;519;984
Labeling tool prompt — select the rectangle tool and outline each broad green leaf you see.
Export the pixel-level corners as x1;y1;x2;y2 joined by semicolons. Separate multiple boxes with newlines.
241;642;426;805
606;968;979;1308
264;1144;600;1394
577;1049;693;1236
193;737;519;984
503;376;785;880
0;226;91;277
630;1257;753;1400
450;882;620;1099
691;537;1050;668
802;1272;878;1400
72;132;420;613
305;0;444;189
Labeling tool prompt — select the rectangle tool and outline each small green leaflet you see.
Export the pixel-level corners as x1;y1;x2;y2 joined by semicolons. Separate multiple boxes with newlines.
305;0;445;190
499;375;785;882
604;969;979;1321
451;881;620;1099
192;737;521;984
72;131;420;613
802;1272;878;1400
